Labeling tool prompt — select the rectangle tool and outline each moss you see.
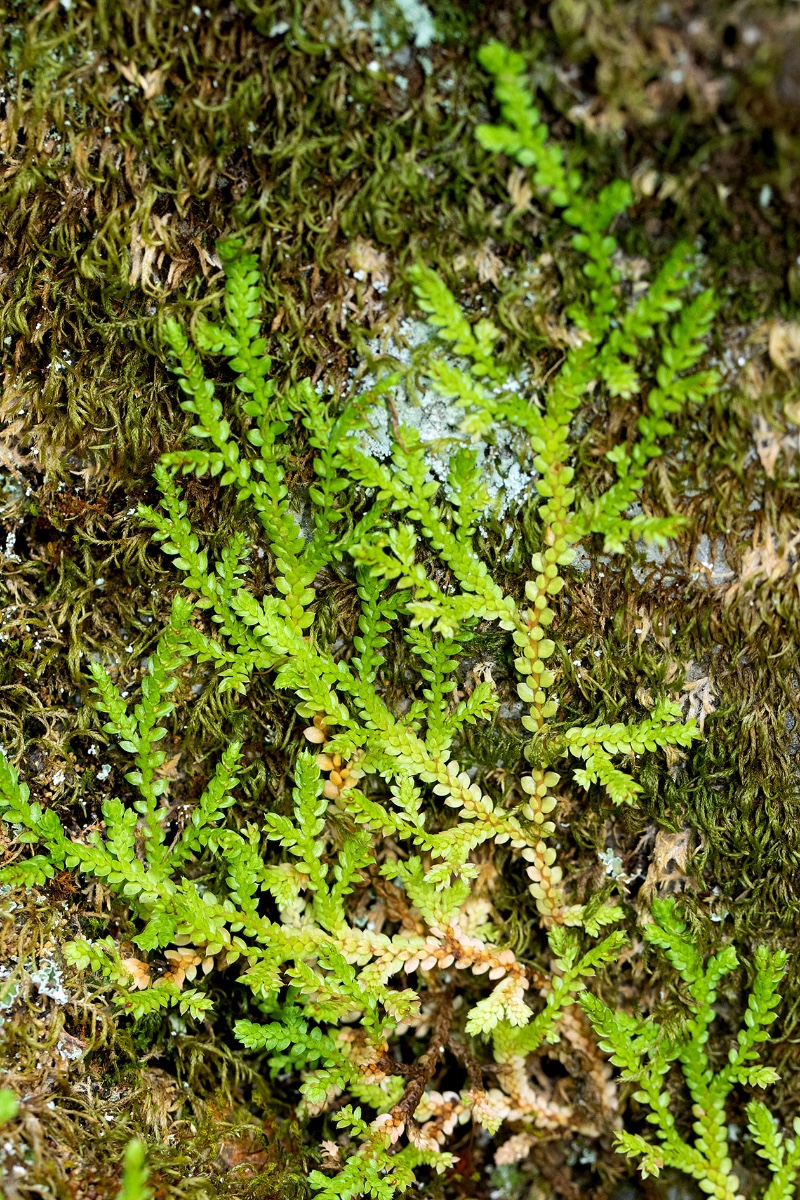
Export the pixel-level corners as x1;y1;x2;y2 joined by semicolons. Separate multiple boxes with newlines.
2;0;800;1196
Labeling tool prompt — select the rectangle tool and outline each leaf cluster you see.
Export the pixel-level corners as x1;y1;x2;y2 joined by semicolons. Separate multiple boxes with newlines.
581;899;798;1200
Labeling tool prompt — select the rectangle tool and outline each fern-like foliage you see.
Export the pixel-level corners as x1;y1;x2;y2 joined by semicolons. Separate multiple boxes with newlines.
117;1140;153;1200
581;898;799;1200
0;44;721;1199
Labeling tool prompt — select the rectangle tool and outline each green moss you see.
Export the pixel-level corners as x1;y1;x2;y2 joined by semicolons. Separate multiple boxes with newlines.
2;1;800;1196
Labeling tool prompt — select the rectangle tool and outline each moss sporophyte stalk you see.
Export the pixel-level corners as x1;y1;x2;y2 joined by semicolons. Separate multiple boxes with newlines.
0;40;795;1200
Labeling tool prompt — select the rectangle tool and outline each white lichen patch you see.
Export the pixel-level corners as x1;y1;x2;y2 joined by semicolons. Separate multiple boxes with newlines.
629;535;676;585
597;846;626;880
0;921;71;1027
391;0;437;48
693;534;736;586
681;662;718;731
27;957;70;1005
355;319;539;519
0;966;21;1019
0;952;71;1026
54;1030;85;1063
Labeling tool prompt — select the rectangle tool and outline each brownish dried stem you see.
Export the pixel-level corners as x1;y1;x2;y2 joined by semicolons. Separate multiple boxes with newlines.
446;1036;484;1093
373;1053;417;1079
390;986;454;1131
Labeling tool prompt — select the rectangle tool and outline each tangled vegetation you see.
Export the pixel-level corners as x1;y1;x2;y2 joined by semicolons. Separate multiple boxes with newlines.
2;2;800;1199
